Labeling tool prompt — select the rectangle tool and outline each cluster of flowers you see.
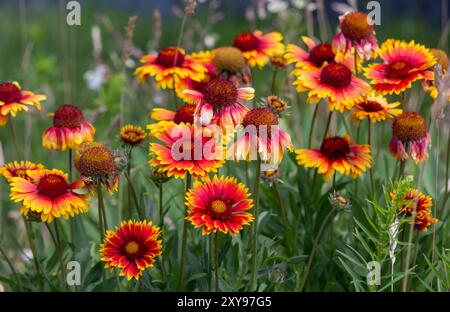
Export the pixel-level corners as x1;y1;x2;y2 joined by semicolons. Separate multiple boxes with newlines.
1;10;446;281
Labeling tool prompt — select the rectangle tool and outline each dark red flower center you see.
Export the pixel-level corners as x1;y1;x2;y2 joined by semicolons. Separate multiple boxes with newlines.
320;136;350;160
38;174;68;199
156;47;185;68
53;104;84;129
359;100;384;112
0;82;22;104
174;103;196;124
203;78;238;109
341;11;374;41
320;63;352;89
233;33;260;52
385;60;412;79
392;111;426;142
309;43;335;67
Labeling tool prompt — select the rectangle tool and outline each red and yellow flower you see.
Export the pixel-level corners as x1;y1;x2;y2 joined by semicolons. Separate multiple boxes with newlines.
9;168;89;223
392;189;437;232
286;36;336;70
332;11;378;60
365;39;436;95
229;107;293;164
134;47;207;89
232;31;284;68
0;161;45;183
100;220;162;281
296;135;372;180
183;77;254;129
120;124;147;146
350;92;402;124
293;53;370;112
42;104;95;151
74;142;119;193
149;122;224;179
389;111;431;164
147;103;196;137
0;82;46;126
185;175;253;235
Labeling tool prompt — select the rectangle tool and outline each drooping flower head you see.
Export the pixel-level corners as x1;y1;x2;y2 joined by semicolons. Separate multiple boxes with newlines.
333;11;378;60
100;220;162;281
0;82;46;126
9;169;89;223
365;39;436;95
42;104;95;151
147;103;196;137
185;175;253;235
389;112;431;163
422;48;450;101
120;124;147;147
134;47;207;89
296;135;372;180
183;77;254;129
232;31;284;68
229;107;293;164
286;36;336;70
149;122;224;179
0;161;45;183
213;46;246;74
391;189;437;232
350;92;402;124
74;142;119;193
293;53;370;112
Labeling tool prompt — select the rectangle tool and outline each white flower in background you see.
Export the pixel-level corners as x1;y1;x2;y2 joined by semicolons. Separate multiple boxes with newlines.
204;34;218;48
20;248;33;263
84;63;110;91
331;0;357;15
267;0;289;13
291;0;306;9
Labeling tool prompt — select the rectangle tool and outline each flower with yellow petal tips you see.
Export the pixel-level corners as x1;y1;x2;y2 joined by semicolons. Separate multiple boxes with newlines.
0;161;45;183
350;92;402;124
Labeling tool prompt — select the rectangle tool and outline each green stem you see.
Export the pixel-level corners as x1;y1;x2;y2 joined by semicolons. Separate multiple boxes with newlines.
23;218;42;287
0;242;22;291
214;231;220;292
368;120;375;194
322;110;334;142
139;279;144;292
440;132;450;219
124;171;143;220
249;157;262;291
177;173;192;291
271;68;278;95
127;149;133;219
308;104;319;149
97;183;105;242
8;120;21;159
297;207;336;291
158;183;166;281
50;221;68;289
273;183;288;231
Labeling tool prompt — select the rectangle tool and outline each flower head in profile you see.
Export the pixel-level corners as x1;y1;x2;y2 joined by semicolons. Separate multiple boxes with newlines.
134;47;207;89
183;77;254;129
149;122;224;179
422;48;449;101
100;220;162;281
43;104;95;151
213;46;246;74
296;135;372;180
293;52;370;112
232;31;284;68
185;175;253;235
350;92;402;124
0;161;45;183
0;82;46;126
147;103;196;137
332;11;378;60
229;107;293;164
365;39;436;95
286;36;336;70
9;168;89;223
389;112;431;164
391;189;437;232
266;96;288;117
74;142;119;193
120;124;146;147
